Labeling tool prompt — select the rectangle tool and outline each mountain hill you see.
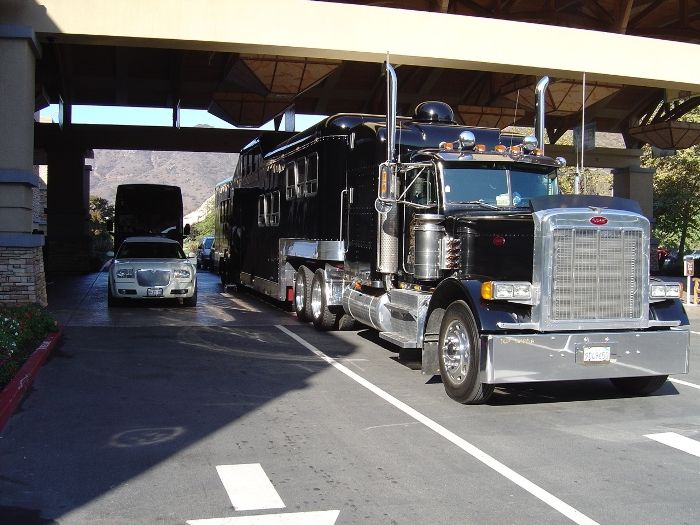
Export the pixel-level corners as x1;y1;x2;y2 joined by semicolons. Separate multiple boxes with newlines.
90;149;239;215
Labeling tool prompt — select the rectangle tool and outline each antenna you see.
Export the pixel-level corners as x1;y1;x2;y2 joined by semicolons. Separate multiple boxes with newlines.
510;89;520;147
575;72;586;195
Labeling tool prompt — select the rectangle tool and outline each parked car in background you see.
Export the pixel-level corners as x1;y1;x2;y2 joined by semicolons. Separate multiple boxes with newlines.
108;236;197;307
197;236;215;270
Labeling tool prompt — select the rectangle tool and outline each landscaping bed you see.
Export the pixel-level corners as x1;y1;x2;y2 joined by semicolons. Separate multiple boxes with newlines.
0;305;59;391
0;305;60;430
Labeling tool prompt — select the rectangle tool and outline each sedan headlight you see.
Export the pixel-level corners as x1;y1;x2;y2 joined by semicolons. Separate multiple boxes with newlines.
115;268;134;279
173;268;192;279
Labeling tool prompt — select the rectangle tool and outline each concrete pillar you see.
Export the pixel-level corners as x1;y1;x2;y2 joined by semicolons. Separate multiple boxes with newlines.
612;166;655;221
0;26;47;306
46;149;92;273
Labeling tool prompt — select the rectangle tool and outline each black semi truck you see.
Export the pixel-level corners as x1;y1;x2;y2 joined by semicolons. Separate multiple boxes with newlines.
215;64;689;404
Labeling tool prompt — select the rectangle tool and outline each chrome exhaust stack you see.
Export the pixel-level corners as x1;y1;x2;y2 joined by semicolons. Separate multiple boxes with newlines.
376;61;399;279
534;76;549;154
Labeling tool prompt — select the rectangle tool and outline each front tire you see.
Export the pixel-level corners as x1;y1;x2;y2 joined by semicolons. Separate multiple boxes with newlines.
183;286;198;307
294;266;314;322
438;301;493;404
610;375;668;395
311;269;339;330
107;283;120;307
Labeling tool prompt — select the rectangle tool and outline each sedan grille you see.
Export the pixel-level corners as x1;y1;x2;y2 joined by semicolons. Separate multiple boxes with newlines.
551;228;643;320
136;269;170;287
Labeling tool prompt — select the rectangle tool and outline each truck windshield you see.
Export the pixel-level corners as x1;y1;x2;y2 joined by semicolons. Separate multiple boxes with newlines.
442;165;556;207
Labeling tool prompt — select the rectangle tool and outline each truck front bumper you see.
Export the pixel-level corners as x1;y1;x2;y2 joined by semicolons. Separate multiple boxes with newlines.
481;328;689;384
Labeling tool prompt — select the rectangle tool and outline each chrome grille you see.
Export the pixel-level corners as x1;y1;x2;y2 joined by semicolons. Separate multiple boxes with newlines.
136;269;170;287
551;228;643;320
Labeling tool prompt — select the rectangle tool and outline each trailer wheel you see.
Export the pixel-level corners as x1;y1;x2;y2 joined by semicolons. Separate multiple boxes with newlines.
294;266;314;322
438;301;493;404
311;269;338;330
610;375;668;395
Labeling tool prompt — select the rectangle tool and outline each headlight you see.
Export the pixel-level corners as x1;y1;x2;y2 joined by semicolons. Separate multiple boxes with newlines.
481;281;532;301
173;268;191;279
650;283;681;299
115;268;134;279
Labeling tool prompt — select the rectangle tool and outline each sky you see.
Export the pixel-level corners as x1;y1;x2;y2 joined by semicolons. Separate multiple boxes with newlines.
39;104;326;132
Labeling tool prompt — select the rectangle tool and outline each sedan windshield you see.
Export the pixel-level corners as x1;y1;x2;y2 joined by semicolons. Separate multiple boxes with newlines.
117;242;186;259
442;165;556;207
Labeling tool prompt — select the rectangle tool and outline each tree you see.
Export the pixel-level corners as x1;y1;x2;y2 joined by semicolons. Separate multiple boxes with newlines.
89;196;114;236
643;107;700;256
89;196;115;267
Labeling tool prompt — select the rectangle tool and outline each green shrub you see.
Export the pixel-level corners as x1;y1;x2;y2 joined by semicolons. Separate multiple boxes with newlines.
0;305;58;389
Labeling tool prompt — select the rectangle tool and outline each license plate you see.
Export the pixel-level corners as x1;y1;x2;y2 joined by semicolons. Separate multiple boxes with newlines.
583;346;611;363
147;288;163;297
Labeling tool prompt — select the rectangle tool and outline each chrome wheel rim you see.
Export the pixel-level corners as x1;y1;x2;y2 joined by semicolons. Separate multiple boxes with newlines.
311;279;323;319
294;274;305;312
441;319;470;385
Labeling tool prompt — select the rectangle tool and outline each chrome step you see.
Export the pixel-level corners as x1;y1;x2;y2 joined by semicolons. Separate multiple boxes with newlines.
379;331;419;349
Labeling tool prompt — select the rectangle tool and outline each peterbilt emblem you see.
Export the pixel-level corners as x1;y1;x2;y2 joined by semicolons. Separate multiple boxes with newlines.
590;216;608;225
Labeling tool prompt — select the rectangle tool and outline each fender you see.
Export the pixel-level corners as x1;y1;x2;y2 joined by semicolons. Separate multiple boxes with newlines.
650;298;690;326
426;277;529;333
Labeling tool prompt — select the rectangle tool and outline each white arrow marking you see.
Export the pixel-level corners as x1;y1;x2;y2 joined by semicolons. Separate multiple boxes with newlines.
186;510;340;525
645;432;700;458
216;464;285;511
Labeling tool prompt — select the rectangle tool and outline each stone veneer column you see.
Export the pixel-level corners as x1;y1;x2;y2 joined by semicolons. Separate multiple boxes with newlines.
612;166;655;221
0;25;47;306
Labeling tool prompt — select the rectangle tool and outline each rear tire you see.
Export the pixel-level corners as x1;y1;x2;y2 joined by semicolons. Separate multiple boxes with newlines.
294;266;314;322
438;301;494;404
610;375;668;395
311;269;339;330
337;313;357;331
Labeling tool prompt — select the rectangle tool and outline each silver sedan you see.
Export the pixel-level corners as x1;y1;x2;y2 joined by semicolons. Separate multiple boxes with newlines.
108;236;197;307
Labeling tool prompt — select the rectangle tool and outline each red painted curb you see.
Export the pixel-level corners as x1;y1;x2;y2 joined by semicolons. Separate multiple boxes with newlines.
0;327;63;432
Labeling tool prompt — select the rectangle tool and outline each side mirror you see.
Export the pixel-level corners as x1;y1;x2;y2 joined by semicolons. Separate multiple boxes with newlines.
184;223;191;236
188;252;196;258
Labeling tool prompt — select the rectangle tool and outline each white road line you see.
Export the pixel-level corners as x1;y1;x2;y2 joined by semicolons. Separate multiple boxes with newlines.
216;464;285;511
187;510;339;525
276;325;599;525
669;378;700;390
645;432;700;458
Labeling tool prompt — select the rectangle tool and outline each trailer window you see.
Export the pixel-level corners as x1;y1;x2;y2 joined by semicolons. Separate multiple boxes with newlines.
285;163;297;200
257;195;266;226
306;153;318;196
296;158;307;196
258;192;280;227
269;191;280;226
